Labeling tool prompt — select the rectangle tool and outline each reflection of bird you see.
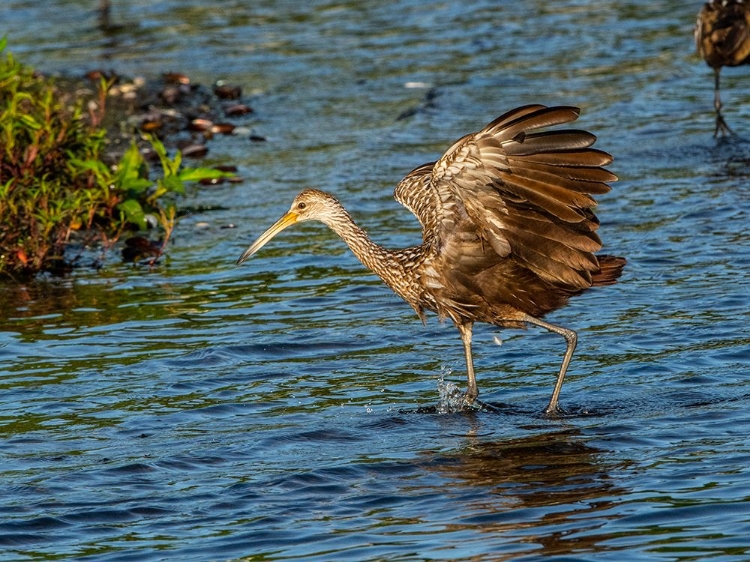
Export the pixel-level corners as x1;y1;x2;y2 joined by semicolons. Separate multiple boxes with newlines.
238;105;625;414
695;0;750;136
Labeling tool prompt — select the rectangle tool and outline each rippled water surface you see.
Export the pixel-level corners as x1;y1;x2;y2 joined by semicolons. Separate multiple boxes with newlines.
2;0;750;560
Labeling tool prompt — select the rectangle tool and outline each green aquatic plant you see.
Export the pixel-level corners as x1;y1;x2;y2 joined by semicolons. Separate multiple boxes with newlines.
0;38;227;277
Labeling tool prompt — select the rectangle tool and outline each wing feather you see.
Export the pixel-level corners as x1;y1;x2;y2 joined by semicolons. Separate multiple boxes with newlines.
393;163;438;242
507;157;615;189
484;104;550;132
490;174;597;221
486;106;581;139
392;104;616;305
514;148;613;168
503;131;597;155
501;206;602;252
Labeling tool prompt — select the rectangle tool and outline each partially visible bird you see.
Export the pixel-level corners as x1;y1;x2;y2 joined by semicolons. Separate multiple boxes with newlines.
695;0;750;136
237;105;625;415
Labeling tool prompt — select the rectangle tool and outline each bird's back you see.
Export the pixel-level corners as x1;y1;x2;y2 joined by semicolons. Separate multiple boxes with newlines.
696;0;750;68
394;105;623;326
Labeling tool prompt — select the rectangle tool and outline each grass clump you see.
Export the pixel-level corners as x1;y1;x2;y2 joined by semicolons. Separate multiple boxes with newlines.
0;38;226;277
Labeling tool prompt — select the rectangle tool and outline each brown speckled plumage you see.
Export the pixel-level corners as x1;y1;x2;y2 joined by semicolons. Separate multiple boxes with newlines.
238;105;625;414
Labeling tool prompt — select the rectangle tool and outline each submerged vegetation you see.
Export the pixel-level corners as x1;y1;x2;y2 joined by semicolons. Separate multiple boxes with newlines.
0;38;228;278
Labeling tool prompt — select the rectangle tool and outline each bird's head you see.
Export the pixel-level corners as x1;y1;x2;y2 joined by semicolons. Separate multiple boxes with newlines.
236;189;343;265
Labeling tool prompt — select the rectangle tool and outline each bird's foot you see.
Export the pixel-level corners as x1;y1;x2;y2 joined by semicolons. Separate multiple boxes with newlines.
472;397;502;413
542;403;568;418
460;393;502;413
715;114;735;137
460;391;478;410
437;382;499;413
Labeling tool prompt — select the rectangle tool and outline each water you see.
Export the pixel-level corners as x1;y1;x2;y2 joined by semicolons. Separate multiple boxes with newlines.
1;0;750;559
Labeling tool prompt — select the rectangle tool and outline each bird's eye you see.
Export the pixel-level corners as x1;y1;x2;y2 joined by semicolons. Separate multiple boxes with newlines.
297;202;307;210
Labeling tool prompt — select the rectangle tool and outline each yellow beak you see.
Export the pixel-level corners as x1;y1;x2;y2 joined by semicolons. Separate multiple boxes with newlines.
236;211;299;265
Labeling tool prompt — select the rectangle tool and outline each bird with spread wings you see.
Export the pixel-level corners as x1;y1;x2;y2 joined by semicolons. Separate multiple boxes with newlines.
238;105;625;415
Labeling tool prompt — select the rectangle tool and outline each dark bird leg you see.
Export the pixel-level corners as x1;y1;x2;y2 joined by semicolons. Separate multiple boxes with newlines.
456;321;479;407
520;314;578;416
713;68;734;137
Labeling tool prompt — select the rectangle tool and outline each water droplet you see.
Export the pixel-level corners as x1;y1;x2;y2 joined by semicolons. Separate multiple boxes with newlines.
436;376;465;414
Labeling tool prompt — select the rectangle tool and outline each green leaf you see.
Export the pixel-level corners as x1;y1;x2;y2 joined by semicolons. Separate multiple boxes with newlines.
160;175;185;195
145;133;167;159
0;178;13;199
18;113;42;130
178;167;232;182
117;199;147;230
122;177;154;194
69;158;109;175
143;134;179;176
115;142;143;176
171;150;182;174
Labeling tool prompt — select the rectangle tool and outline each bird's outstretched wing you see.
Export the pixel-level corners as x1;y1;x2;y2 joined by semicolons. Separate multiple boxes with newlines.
394;105;616;294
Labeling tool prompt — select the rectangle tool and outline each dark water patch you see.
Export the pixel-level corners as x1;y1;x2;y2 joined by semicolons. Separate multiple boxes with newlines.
96;463;158;477
223;340;363;360
176;402;248;418
0;516;71;533
259;427;365;449
0;533;53;547
64;509;141;525
156;455;228;472
160;346;240;368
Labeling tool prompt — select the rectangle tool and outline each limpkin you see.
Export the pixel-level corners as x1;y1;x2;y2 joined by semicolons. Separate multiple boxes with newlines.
237;105;625;414
695;0;750;136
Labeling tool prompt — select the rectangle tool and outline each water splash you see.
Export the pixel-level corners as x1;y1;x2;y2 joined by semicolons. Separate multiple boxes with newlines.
436;374;466;414
436;368;502;414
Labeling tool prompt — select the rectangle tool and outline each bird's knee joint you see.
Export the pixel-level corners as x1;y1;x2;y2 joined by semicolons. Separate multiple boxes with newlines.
564;331;577;346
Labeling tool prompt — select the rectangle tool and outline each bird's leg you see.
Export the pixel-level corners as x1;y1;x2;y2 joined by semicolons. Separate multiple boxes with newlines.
520;314;577;416
713;68;734;137
456;321;478;407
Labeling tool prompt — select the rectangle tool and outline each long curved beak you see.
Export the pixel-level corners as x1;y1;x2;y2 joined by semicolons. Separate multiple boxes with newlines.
236;211;299;265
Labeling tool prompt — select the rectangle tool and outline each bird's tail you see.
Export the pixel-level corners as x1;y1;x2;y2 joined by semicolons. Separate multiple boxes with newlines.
591;255;626;286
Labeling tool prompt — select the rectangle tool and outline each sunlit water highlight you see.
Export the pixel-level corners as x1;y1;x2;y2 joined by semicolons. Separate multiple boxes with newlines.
1;0;750;560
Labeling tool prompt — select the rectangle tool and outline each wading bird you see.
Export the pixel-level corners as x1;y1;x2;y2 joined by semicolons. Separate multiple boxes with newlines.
237;105;625;414
695;0;750;136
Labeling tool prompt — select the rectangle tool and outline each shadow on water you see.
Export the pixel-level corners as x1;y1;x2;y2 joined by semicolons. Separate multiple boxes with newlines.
411;429;626;558
706;136;750;178
204;418;628;559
